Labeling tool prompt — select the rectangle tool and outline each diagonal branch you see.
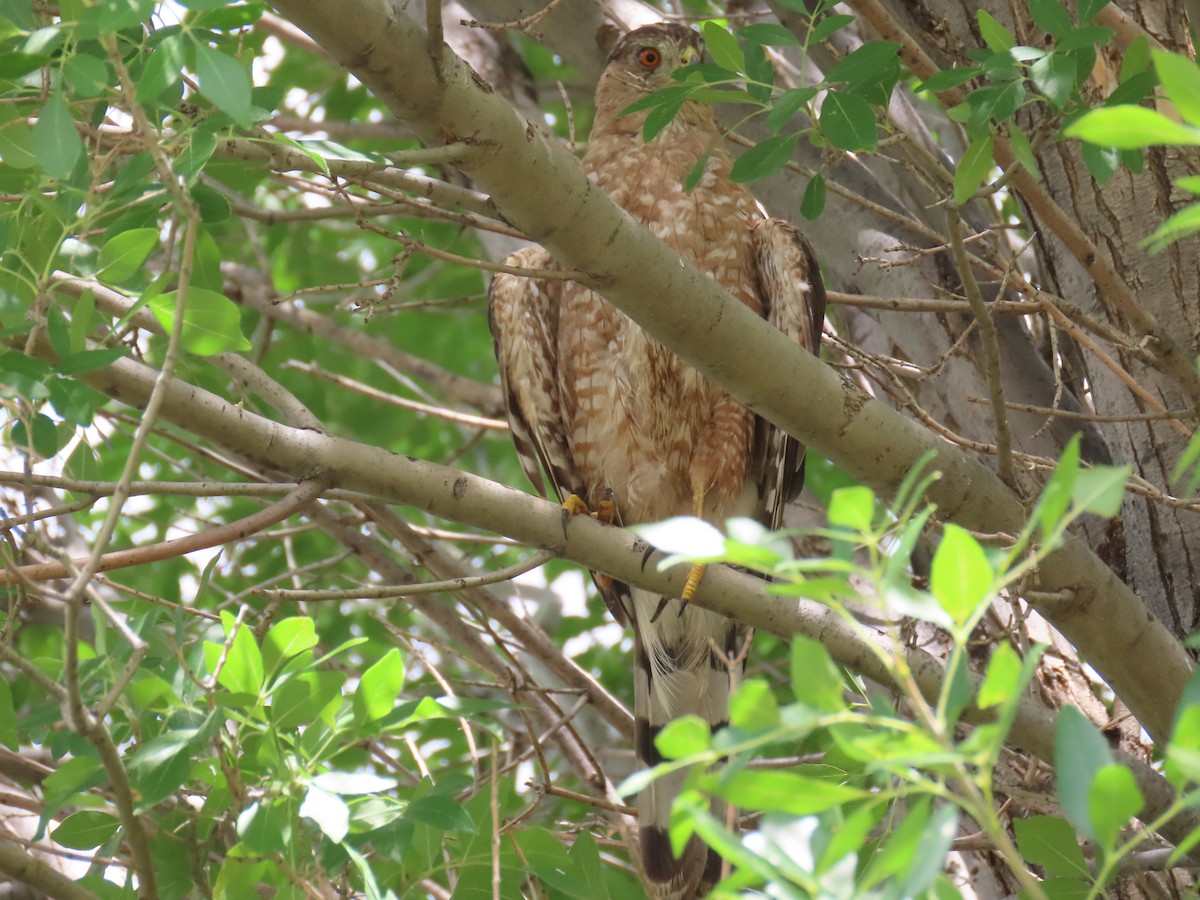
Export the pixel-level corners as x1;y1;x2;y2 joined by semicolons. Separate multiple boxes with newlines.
262;0;1192;743
27;334;1199;851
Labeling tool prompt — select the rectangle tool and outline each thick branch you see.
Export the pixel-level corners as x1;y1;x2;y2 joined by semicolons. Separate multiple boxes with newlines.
263;0;1191;743
42;340;1199;848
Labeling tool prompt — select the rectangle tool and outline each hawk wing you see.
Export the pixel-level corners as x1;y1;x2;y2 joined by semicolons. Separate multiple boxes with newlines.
487;247;579;501
750;218;827;529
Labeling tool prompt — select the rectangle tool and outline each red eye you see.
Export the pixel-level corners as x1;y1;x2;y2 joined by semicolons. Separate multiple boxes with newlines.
637;47;661;68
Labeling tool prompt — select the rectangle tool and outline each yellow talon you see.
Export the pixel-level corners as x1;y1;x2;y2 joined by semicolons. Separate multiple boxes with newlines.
681;562;706;606
562;494;590;517
679;484;708;610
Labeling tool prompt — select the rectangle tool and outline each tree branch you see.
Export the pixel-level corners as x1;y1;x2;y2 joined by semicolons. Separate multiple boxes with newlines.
24;333;1199;850
262;0;1192;744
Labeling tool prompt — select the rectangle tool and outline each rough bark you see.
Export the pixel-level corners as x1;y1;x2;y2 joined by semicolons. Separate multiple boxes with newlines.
889;0;1200;640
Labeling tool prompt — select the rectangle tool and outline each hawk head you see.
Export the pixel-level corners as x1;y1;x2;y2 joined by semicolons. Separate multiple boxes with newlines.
597;23;703;103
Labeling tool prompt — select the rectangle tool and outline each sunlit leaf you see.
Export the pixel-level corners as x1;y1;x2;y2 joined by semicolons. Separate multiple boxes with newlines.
149;288;252;355
1065;106;1200;148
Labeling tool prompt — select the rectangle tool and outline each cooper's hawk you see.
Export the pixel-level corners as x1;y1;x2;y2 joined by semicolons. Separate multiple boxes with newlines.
488;23;825;898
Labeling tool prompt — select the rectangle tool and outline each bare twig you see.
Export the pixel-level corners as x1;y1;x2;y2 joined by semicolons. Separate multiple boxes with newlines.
254;548;555;601
947;206;1013;487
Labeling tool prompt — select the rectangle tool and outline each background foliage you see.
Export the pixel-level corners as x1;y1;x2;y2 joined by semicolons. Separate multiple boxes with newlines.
3;0;1200;897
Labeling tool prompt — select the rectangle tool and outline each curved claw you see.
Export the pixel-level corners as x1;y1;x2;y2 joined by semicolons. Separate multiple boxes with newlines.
561;493;590;538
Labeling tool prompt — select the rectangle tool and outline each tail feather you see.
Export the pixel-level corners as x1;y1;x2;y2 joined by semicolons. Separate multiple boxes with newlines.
632;589;745;898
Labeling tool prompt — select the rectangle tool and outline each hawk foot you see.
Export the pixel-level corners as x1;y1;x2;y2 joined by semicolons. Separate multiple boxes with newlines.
560;493;590;538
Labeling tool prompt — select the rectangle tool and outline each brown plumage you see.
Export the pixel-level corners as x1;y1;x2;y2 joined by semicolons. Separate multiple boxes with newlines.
489;23;825;898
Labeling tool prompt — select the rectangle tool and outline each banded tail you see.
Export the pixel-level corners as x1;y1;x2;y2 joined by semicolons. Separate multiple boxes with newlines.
632;589;746;898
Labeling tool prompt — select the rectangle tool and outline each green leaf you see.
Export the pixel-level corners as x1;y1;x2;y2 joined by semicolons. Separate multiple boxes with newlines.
63;54;109;98
1034;432;1081;542
953;134;994;205
1014;815;1089;878
1121;35;1151;82
1055;704;1112;839
236;799;291;855
1007;122;1039;178
299;784;349;842
737;23;797;46
272;671;345;729
193;42;252;127
1064;106;1200;148
977;642;1020;709
729;678;780;729
702;22;745;74
1143;201;1200;254
0;123;41;169
406;795;479;833
353;647;404;724
825;41;900;86
0;53;47;79
11;414;59;459
98;228;159;284
1055;26;1112;52
0;678;16;750
827;485;874;532
1029;0;1072;38
1088;764;1143;851
1071;465;1130;517
175;131;217;185
1078;0;1108;23
790;635;844;711
729;133;797;183
940;651;973;728
148;288;252;355
51;811;121;850
55;347;127;376
48;307;71;358
900;804;958;896
765;86;815;133
915;67;982;94
1154;50;1200;126
707;769;865;815
800;172;826;219
263;616;318;673
861;796;931;886
213;615;264;695
819;90;877;151
1030;52;1077;108
1167;698;1200;786
33;90;83;179
655;715;711;759
930;525;993;626
128;739;191;808
137;33;185;104
642;91;687;142
811;14;855;44
977;10;1015;52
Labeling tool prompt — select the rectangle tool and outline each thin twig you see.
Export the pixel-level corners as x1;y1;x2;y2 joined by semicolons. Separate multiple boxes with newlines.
254;548;555;601
947;206;1013;487
0;478;330;585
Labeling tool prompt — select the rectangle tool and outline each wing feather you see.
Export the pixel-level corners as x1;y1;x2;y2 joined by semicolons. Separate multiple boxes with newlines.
487;248;578;501
750;218;827;529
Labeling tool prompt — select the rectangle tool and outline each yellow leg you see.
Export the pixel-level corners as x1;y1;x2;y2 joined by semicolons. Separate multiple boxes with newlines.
680;485;707;608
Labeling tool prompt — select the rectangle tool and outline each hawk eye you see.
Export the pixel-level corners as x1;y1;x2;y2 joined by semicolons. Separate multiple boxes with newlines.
637;47;661;69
